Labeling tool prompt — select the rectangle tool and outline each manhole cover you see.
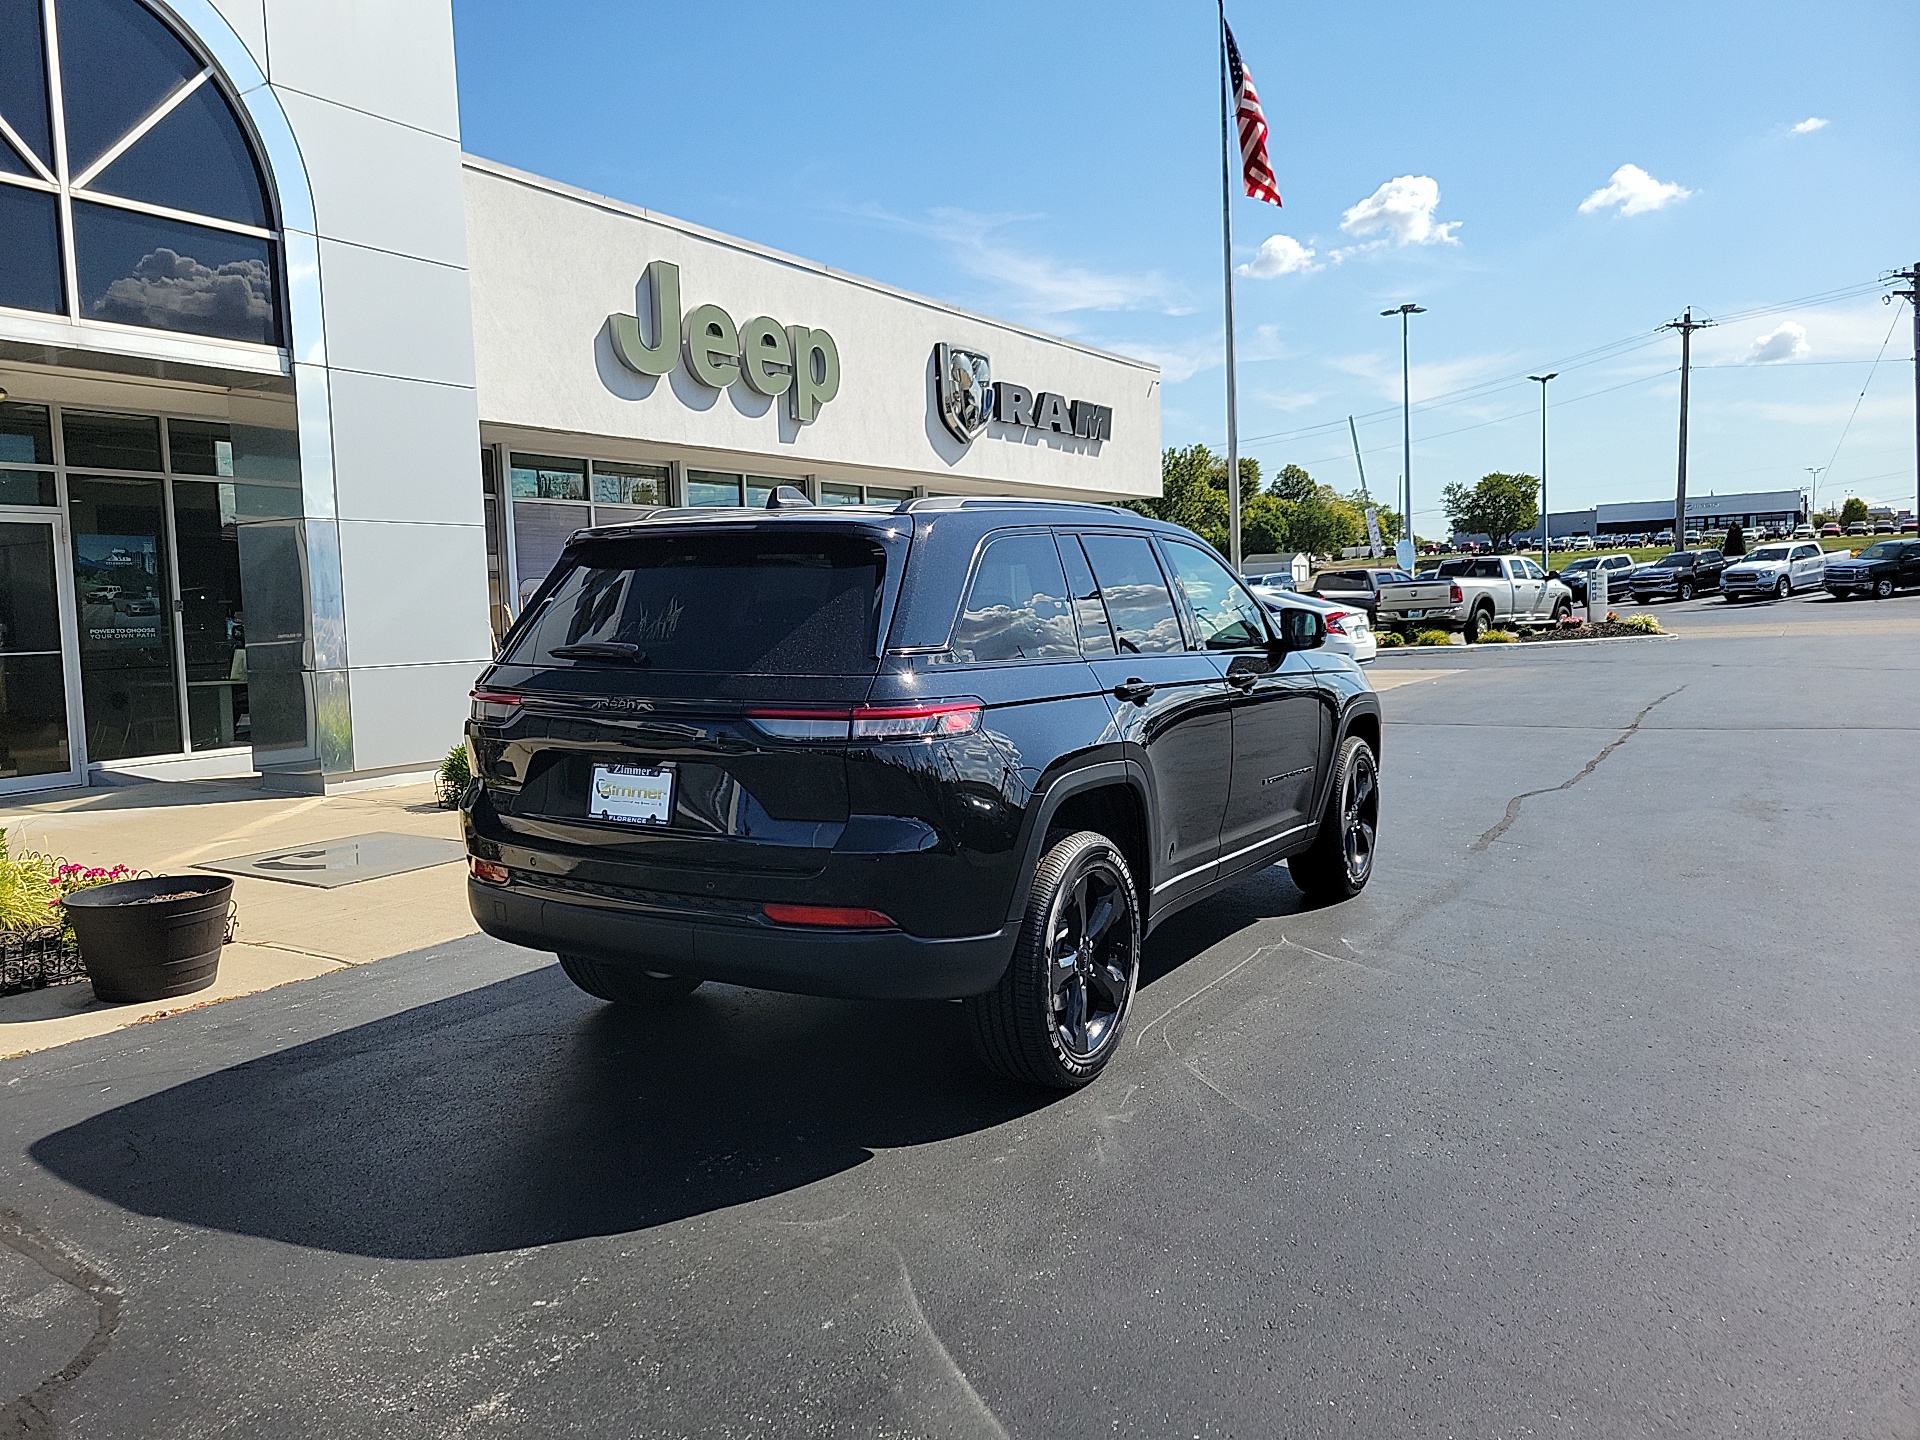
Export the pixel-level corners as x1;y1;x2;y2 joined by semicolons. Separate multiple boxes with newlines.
199;832;467;888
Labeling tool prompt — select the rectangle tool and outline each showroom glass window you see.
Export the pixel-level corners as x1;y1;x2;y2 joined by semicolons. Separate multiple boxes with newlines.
508;453;673;604
58;409;251;761
0;0;283;347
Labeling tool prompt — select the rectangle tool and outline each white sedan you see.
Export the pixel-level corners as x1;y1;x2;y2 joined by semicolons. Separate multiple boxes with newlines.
1260;588;1376;663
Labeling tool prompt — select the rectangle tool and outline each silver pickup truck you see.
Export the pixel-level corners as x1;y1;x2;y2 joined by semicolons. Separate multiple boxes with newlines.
1376;555;1574;642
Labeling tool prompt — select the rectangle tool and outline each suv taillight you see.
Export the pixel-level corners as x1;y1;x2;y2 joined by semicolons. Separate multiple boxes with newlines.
851;700;983;740
470;688;521;723
744;700;985;742
1448;583;1463;604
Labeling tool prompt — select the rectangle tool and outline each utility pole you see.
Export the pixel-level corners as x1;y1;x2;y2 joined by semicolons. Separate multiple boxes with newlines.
1660;309;1712;546
1890;264;1919;529
1382;303;1425;561
1216;0;1242;569
1530;373;1556;572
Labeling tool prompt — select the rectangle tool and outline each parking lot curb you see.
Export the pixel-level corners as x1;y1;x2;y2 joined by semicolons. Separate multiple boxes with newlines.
1371;632;1678;657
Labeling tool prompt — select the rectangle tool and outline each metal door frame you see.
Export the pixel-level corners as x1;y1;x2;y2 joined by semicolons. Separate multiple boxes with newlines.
0;506;88;794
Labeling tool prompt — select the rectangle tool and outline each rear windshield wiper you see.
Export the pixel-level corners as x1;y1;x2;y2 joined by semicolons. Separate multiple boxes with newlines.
548;642;650;663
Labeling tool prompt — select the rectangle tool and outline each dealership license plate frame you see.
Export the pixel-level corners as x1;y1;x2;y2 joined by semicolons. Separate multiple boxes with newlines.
589;762;676;827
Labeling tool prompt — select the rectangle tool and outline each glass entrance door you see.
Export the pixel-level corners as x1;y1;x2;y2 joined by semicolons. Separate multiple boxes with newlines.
0;514;84;793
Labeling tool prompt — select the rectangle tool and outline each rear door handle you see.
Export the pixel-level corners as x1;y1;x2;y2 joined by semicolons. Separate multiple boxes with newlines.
1112;679;1155;705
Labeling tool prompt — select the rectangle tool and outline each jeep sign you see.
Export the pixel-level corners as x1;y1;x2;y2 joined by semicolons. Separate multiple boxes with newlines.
609;260;841;422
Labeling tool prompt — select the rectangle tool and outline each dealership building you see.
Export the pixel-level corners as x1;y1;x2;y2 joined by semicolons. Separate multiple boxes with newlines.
1468;489;1813;548
0;0;1160;798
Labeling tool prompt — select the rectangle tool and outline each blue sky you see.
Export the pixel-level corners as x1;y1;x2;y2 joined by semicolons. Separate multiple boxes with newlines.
451;0;1919;535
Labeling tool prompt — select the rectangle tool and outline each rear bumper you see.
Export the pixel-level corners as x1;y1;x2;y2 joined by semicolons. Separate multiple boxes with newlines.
468;879;1016;1001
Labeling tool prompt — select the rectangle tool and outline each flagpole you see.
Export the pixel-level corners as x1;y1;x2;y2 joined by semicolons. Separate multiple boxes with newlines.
1217;0;1242;569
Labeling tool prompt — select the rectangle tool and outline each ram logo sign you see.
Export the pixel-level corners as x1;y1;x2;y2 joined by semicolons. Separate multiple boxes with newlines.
932;344;1113;449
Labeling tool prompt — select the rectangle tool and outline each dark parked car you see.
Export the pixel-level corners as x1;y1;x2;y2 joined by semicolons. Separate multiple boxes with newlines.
463;499;1382;1089
1551;553;1637;603
1306;566;1413;619
1627;549;1725;601
1824;539;1920;599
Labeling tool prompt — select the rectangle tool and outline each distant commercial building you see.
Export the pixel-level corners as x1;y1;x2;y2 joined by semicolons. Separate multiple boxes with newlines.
1456;490;1808;547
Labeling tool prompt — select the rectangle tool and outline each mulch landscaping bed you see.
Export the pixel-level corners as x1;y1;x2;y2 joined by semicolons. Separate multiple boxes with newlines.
1518;621;1663;642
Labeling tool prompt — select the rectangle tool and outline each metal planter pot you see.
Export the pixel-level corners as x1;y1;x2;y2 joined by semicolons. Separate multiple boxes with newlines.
64;876;234;1004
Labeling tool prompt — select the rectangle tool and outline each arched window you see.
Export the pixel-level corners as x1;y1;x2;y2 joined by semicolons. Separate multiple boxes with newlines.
0;0;280;347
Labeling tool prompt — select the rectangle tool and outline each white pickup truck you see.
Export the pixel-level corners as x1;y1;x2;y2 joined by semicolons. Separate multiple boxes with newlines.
1376;555;1574;642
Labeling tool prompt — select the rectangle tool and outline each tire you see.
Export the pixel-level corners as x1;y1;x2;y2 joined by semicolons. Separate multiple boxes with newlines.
1874;577;1894;599
1775;576;1790;600
1288;735;1381;903
1464;604;1493;644
557;953;703;1004
965;831;1140;1090
1550;599;1570;624
1677;581;1694;602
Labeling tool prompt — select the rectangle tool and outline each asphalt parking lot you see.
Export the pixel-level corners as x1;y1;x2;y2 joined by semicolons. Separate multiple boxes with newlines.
3;591;1918;1439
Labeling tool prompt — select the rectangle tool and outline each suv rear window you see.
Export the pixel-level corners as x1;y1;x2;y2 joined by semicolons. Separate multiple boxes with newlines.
506;531;884;674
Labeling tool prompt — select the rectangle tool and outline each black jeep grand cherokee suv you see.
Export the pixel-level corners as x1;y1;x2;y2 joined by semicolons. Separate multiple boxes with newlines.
463;498;1382;1089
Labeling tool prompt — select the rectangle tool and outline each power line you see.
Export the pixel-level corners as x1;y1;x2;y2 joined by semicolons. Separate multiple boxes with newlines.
1818;298;1906;505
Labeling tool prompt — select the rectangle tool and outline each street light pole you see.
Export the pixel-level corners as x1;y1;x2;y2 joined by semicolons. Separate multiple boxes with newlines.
1530;373;1557;572
1804;465;1825;526
1382;303;1426;556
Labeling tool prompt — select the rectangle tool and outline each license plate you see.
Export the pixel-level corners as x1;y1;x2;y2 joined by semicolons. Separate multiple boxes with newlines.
1403;609;1425;619
589;763;675;826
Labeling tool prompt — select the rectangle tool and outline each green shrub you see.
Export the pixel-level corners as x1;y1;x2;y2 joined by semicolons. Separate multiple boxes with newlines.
1376;630;1405;648
1413;629;1455;647
1619;613;1662;634
441;742;472;790
1475;628;1517;643
0;829;58;932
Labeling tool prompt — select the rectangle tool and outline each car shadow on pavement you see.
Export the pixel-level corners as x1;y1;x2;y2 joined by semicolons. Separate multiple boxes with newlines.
27;869;1311;1262
27;964;1063;1260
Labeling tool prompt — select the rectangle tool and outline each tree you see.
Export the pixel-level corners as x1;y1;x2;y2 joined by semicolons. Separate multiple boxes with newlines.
1441;473;1540;551
1240;493;1296;555
1839;496;1870;526
1724;521;1746;556
1347;489;1402;548
1270;463;1317;503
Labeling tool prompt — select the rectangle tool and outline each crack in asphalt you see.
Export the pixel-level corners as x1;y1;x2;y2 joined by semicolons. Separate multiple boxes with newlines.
1470;686;1685;853
0;1208;123;1437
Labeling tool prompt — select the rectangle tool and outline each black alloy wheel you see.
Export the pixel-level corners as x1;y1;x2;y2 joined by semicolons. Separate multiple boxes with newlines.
1874;577;1895;599
1289;735;1380;902
967;831;1140;1089
558;953;703;1003
1677;580;1695;601
1775;576;1791;599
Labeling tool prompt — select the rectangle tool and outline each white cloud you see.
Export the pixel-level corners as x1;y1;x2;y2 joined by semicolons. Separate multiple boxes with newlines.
1791;117;1829;134
1744;320;1811;364
1337;176;1461;249
1238;234;1318;278
854;205;1186;323
1578;163;1691;217
87;247;273;338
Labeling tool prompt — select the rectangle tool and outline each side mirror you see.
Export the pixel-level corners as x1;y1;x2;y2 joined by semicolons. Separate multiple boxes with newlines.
1274;607;1326;653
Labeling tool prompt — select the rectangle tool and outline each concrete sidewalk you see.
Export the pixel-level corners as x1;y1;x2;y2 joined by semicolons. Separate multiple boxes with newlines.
1;778;477;1057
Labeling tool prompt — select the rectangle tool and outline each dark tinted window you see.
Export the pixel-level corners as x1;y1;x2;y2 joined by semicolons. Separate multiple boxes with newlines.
0;186;62;315
1057;534;1115;656
0;0;53;165
1162;540;1267;650
167;419;232;476
0;402;53;465
91;79;271;228
56;0;201;174
63;411;161;471
509;532;884;675
1315;571;1368;591
74;202;278;345
1080;533;1182;655
1465;558;1503;579
949;533;1077;663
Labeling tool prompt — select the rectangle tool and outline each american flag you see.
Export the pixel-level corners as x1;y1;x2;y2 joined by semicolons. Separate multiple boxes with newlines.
1224;21;1282;207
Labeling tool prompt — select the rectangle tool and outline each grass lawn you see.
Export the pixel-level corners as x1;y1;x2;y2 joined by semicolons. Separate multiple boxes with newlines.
1399;537;1896;572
